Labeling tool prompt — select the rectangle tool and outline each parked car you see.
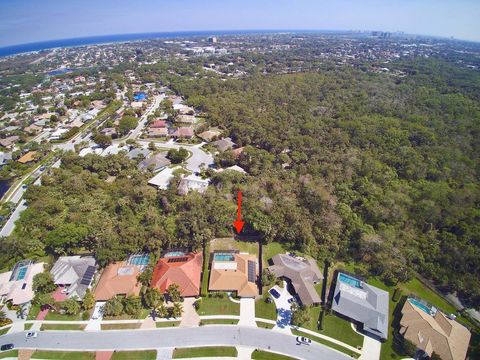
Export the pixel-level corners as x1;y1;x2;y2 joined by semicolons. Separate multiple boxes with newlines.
269;288;281;299
296;336;311;345
25;331;37;339
0;344;14;351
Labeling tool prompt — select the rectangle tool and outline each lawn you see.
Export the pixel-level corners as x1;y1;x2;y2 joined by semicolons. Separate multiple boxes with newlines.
291;329;359;358
201;244;210;296
201;318;238;325
24;323;33;330
173;347;238;358
110;350;157;360
255;321;275;329
251;350;296;360
399;278;457;314
321;313;363;348
156;321;181;328
101;323;141;330
44;311;83;321
0;327;10;336
262;242;287;266
31;351;95;359
210;237;259;256
197;296;240;316
255;293;277;321
40;324;85;331
27;304;41;320
0;350;18;359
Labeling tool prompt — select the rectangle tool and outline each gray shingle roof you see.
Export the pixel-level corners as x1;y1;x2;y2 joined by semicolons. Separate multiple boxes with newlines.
331;272;389;339
269;254;322;306
50;256;97;300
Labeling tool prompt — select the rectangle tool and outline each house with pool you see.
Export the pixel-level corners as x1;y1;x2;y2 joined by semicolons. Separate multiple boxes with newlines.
399;297;471;360
0;260;45;305
331;272;389;340
150;251;203;297
208;251;258;297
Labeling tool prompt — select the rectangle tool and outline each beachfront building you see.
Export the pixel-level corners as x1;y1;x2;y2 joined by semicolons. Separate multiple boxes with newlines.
399;298;471;360
150;252;203;297
268;254;323;305
0;260;45;305
50;256;97;300
331;272;389;340
208;251;258;297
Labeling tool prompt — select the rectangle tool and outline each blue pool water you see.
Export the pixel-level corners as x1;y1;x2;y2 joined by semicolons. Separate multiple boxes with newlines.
164;251;185;258
134;92;146;101
214;253;235;261
339;273;362;288
408;298;436;315
129;255;149;266
16;267;27;281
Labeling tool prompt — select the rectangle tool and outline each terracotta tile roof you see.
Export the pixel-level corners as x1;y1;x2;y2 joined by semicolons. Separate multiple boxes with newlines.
150;252;203;297
400;299;471;360
151;120;166;128
209;253;258;297
94;262;141;301
17;151;37;164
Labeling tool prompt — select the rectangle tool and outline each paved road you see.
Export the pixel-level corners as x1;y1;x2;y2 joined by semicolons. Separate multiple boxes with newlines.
137;140;214;173
0;199;27;237
0;326;349;360
128;94;165;140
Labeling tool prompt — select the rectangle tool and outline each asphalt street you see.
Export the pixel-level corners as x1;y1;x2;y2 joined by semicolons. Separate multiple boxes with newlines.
0;326;350;360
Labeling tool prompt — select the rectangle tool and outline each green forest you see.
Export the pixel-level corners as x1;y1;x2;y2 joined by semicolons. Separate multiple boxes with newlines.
1;58;479;309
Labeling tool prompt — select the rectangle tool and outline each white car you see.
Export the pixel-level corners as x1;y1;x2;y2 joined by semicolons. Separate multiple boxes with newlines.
25;331;37;339
296;336;311;345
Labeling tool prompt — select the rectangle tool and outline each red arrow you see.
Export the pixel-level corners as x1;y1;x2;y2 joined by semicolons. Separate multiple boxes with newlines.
233;190;245;234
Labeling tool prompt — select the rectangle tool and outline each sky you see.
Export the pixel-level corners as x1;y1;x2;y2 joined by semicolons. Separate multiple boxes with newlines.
0;0;479;47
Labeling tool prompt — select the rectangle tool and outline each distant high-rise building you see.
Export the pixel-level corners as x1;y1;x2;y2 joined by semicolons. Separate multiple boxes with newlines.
207;36;217;43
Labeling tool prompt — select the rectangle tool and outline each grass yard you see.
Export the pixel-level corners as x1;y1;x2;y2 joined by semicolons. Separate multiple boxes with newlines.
201;244;210;296
31;350;95;359
44;311;83;321
27;304;41;320
173;346;238;358
291;329;360;358
156;321;181;328
0;350;18;359
110;350;157;360
40;324;85;331
251;350;296;360
24;323;33;330
197;296;240;316
0;327;10;336
200;318;238;325
255;293;277;320
262;242;287;266
101;323;141;330
255;321;275;329
210;237;259;256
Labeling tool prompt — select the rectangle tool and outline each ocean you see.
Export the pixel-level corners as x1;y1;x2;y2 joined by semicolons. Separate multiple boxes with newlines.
0;30;296;57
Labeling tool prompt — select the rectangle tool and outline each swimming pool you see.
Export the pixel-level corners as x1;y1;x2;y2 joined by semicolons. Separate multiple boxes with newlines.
16;267;27;281
214;253;235;262
338;273;362;288
164;251;185;258
408;298;436;316
128;254;150;266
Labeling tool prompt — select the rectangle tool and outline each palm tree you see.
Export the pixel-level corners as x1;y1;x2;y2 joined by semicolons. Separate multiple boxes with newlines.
171;302;183;319
156;304;168;319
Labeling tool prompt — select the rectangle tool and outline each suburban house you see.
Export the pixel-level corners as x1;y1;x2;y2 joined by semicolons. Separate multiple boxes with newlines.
17;151;38;164
198;129;221;142
0;152;12;167
399;298;471;360
147;127;168;138
171;127;194;139
94;261;142;301
212;137;235;152
209;251;258;297
0;261;45;305
177;175;209;195
150;252;203;297
268;254;323;305
0;136;19;148
126;148;150;160
100;127;117;137
150;120;166;128
24;124;42;135
148;167;176;189
50;256;97;300
176;115;197;125
331;272;389;340
138;153;171;172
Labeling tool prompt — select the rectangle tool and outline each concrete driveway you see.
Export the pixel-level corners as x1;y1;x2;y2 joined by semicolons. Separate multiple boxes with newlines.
238;298;256;326
269;284;294;333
